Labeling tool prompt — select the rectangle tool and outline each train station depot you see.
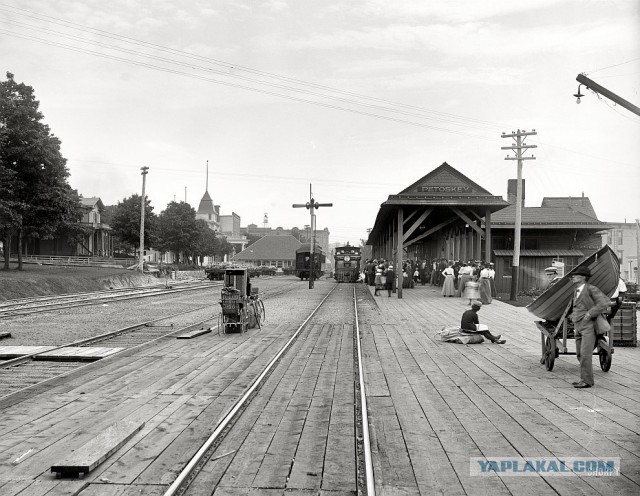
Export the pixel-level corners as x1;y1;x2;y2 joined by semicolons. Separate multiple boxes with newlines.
366;162;610;297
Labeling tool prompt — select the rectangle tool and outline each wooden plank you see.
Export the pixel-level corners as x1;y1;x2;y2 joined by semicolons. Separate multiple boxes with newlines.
176;327;212;339
36;347;123;361
0;346;55;358
51;420;145;477
88;394;193;484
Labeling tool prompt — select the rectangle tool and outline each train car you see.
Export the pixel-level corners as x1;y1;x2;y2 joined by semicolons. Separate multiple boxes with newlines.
334;245;362;283
295;243;325;280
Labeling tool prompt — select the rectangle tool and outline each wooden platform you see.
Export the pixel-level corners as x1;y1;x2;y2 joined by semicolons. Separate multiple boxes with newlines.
0;346;124;361
360;283;640;495
0;281;637;495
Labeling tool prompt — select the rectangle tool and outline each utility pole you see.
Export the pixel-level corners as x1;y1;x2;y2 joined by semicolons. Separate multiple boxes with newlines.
138;166;149;272
501;130;537;301
293;184;333;289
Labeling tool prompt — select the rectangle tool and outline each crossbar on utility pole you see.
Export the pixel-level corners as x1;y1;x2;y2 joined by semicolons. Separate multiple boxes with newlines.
293;184;333;289
501;130;537;301
138;166;149;272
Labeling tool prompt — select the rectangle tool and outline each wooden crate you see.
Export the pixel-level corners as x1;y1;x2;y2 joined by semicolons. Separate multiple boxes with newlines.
612;302;637;347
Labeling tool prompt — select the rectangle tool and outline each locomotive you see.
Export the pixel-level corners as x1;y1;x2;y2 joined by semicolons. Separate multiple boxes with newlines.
295;243;325;280
333;244;361;282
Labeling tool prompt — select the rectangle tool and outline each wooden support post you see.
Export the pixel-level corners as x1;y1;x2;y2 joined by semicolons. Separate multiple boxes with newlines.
485;209;492;263
476;221;482;262
397;208;404;298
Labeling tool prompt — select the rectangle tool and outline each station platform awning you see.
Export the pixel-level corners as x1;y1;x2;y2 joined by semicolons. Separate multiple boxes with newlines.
493;249;584;257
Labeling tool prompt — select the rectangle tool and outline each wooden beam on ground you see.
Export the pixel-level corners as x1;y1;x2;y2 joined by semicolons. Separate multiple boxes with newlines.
51;420;145;478
177;328;213;339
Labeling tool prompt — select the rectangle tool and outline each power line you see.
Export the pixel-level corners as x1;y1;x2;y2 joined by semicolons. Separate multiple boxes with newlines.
0;28;502;142
588;57;640;75
0;3;509;130
3;17;504;131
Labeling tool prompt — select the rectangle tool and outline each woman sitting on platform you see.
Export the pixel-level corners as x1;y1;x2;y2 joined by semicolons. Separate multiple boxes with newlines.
461;301;505;343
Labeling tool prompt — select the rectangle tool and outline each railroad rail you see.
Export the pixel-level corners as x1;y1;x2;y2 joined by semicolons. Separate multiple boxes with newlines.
0;281;300;399
165;284;376;495
0;306;214;398
0;281;219;318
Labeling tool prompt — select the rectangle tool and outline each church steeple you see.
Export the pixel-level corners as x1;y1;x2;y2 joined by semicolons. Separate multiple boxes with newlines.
197;160;218;230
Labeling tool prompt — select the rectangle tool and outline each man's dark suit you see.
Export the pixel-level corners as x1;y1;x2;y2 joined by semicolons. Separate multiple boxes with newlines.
571;283;610;386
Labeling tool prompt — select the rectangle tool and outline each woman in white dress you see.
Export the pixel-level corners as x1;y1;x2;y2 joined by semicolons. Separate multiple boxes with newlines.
441;262;456;297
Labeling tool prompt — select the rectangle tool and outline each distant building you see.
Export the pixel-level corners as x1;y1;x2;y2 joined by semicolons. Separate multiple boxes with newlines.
16;196;113;257
602;222;639;282
76;197;113;256
220;212;248;254
196;190;220;232
196;188;247;258
488;186;610;292
242;224;330;258
233;234;302;269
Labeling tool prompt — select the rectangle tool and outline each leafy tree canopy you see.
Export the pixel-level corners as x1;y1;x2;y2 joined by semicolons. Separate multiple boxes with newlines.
0;72;84;269
110;194;157;253
156;201;198;262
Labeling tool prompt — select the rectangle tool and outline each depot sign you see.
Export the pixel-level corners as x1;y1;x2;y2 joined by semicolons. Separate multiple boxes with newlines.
420;185;473;193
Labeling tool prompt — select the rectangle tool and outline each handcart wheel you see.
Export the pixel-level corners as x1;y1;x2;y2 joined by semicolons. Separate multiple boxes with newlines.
599;347;612;372
544;336;556;371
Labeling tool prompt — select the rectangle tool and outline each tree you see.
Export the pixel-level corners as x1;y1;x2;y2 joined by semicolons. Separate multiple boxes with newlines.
110;194;157;256
193;219;219;265
216;237;234;260
156;201;198;263
0;72;84;270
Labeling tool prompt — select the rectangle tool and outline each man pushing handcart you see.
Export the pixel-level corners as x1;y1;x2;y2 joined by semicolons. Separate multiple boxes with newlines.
526;246;620;387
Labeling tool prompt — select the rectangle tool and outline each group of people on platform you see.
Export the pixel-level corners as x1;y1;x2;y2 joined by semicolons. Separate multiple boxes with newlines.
360;258;496;304
360;259;396;297
438;259;496;304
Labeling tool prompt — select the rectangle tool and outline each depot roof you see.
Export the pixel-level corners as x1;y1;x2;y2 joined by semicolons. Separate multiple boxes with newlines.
367;162;509;243
233;235;301;261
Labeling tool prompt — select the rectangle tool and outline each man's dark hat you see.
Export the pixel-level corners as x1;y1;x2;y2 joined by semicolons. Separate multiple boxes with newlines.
573;266;591;277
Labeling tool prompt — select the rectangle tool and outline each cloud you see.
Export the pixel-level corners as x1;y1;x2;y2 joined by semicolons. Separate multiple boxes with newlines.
262;0;288;13
337;0;633;24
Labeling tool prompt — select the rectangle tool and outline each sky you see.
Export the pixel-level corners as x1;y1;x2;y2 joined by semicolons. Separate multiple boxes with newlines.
1;0;639;245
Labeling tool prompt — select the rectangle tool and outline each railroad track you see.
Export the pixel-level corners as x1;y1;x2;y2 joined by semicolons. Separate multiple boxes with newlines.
0;280;376;493
0;306;214;398
0;280;220;318
165;283;376;495
0;280;300;399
